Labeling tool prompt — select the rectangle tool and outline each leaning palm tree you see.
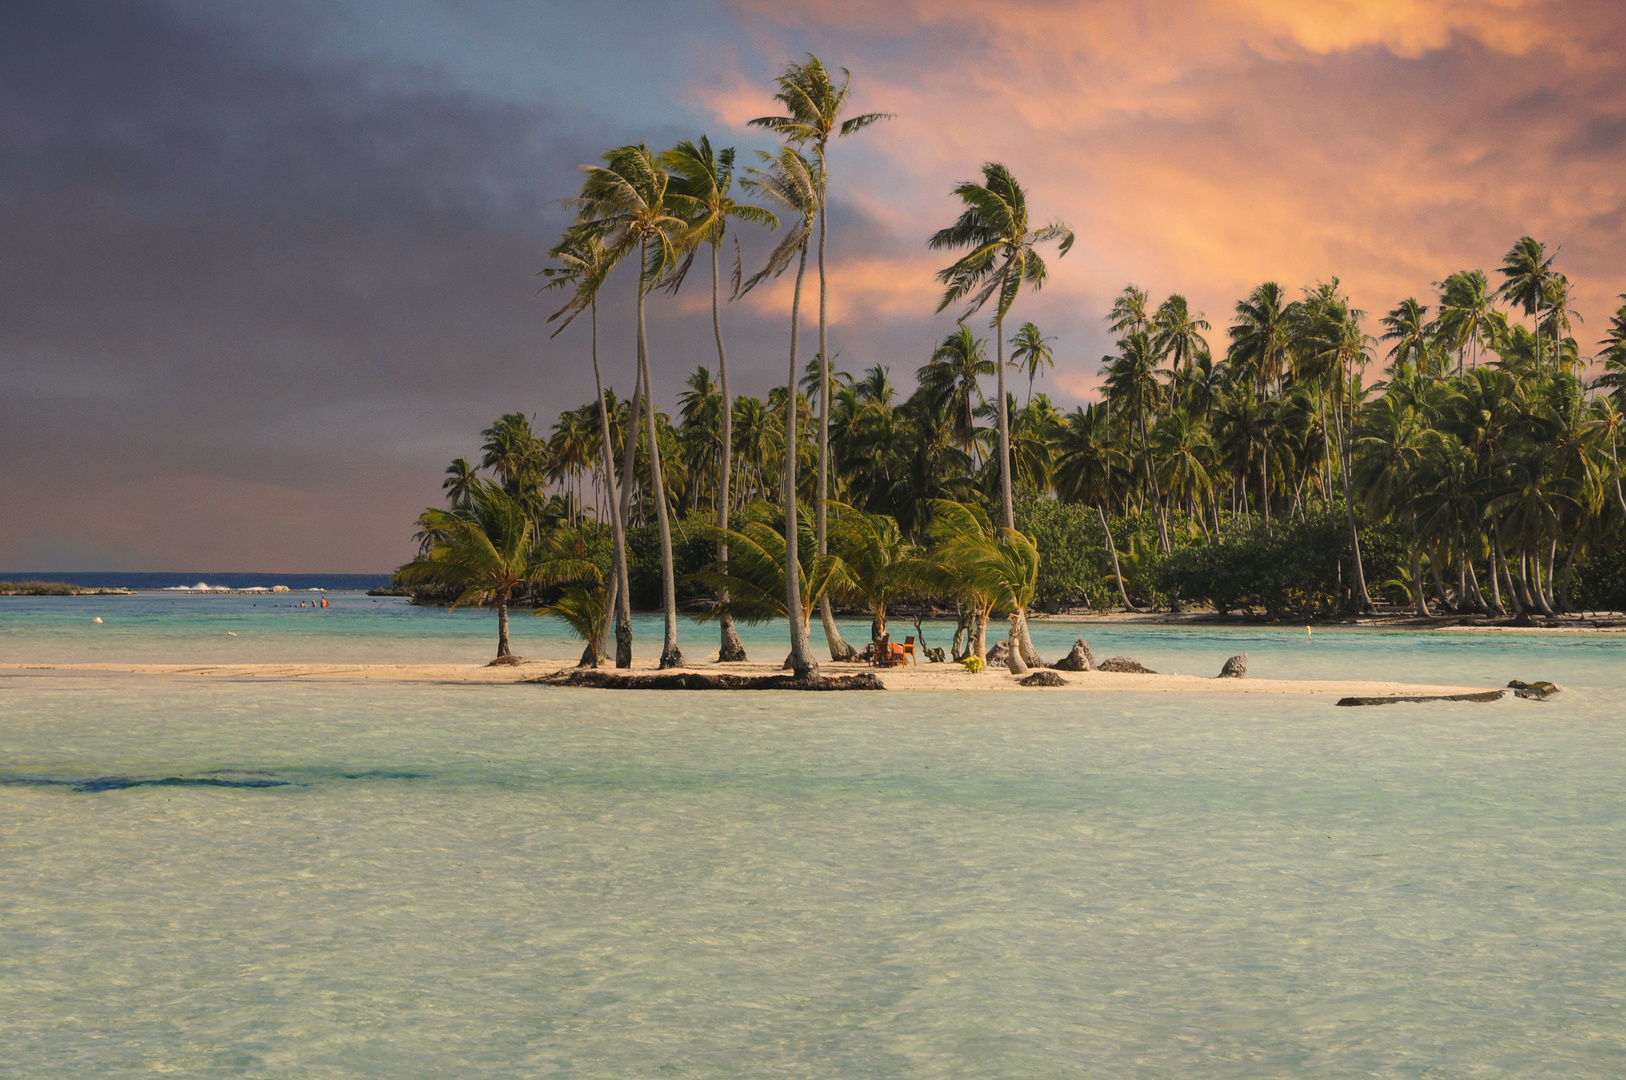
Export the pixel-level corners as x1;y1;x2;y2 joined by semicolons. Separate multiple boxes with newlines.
751;56;891;663
661;137;778;662
689;517;850;665
1009;321;1056;402
539;227;637;667
827;504;917;643
929;162;1074;530
394;481;599;662
740;146;822;678
573;144;691;667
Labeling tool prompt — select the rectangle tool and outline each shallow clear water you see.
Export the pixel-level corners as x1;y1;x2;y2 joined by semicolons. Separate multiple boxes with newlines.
3;600;1626;1076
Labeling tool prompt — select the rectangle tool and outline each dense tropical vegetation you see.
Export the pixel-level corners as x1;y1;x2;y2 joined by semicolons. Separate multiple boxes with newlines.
396;56;1626;668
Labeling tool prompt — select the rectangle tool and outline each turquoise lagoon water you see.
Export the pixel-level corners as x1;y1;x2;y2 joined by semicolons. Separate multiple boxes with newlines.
3;596;1626;1077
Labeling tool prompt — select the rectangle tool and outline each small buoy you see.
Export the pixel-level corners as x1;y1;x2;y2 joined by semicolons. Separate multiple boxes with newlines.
227;631;238;637
94;617;103;624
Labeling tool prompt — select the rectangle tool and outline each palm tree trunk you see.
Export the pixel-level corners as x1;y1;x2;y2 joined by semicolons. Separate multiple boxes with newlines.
1410;516;1428;616
1005;612;1029;674
1330;375;1371;611
1098;503;1137;612
1545;538;1561;614
1138;406;1171;552
972;607;988;661
1611;432;1626;520
1465;557;1491;615
636;244;682;669
1260;443;1272;521
784;242;818;680
1492;524;1522;617
1435;553;1456;613
588;301;630;669
495;594;511;659
710;242;746;663
1561;535;1579;613
1015;611;1044;667
996;311;1016;531
814;199;856;662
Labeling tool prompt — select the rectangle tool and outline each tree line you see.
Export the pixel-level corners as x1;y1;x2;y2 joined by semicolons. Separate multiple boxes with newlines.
397;56;1626;668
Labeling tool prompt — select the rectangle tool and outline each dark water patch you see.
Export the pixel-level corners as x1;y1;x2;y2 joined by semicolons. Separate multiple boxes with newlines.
337;770;427;780
1;773;294;792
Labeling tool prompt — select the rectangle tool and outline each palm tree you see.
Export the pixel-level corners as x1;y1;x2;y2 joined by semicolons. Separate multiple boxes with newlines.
827;504;917;643
394;482;599;662
574;144;692;668
1107;285;1151;337
1379;298;1432;379
1228;282;1295;391
1009;321;1056;402
540;228;637;666
1053;403;1137;611
1152;294;1211;377
662;136;778;662
741;146;822;678
928;162;1074;530
690;516;850;657
1101;330;1171;549
919;324;994;448
751;56;890;664
1434;270;1502;372
1497;237;1557;377
442;458;479;510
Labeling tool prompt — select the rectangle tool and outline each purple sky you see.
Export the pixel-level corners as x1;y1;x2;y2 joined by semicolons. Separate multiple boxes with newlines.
5;0;1625;572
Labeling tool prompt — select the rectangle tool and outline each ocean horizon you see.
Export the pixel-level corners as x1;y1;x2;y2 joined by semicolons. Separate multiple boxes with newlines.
0;570;392;591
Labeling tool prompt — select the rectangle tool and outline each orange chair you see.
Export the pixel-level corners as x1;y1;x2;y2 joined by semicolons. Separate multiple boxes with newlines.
902;636;917;665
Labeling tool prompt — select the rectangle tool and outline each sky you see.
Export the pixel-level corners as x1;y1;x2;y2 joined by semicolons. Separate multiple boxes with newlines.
4;0;1625;572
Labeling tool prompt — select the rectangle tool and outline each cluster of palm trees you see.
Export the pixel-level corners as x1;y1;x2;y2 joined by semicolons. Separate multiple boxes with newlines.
399;54;1626;662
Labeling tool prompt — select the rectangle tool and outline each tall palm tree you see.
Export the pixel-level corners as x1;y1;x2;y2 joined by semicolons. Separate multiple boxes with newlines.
1152;294;1211;376
662;136;778;662
1497;236;1557;377
541;226;636;666
919;324;995;449
1227;282;1295;391
574;144;692;667
928;161;1074;530
827;505;917;643
1053;403;1138;611
741;146;822;678
1101;330;1171;549
1009;321;1056;402
1379;298;1432;379
1107;285;1151;337
395;481;599;662
751;56;891;663
442;458;478;511
1434;270;1502;372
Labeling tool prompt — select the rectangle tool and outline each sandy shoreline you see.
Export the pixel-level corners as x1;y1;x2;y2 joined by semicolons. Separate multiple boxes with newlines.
0;660;1505;698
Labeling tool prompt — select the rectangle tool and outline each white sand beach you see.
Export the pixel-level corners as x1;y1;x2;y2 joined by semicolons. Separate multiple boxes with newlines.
0;660;1504;698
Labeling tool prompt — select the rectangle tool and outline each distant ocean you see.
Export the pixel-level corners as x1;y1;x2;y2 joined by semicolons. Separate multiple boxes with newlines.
0;571;391;591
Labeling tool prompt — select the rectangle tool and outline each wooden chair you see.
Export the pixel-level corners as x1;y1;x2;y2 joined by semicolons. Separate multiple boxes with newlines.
902;636;917;665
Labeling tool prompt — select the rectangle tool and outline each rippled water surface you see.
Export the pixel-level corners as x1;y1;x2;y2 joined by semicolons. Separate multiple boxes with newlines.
3;599;1626;1076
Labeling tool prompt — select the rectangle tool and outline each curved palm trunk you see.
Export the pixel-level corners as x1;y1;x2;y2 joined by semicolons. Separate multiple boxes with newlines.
1492;523;1522;617
815;204;856;661
1014;611;1044;667
1098;503;1138;612
1005;612;1029;674
996;312;1016;531
783;242;819;680
495;592;512;659
710;242;747;662
1330;375;1372;611
1610;432;1626;520
587;302;630;669
635;243;682;669
1138;405;1171;552
609;362;644;666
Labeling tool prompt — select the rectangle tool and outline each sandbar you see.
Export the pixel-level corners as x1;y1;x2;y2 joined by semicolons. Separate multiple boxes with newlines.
1;661;1504;698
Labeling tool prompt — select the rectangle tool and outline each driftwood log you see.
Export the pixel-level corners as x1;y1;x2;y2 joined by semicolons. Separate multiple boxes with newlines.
1335;690;1506;706
532;669;885;691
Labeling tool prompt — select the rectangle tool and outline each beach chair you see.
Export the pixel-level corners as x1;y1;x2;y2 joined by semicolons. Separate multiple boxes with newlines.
902;636;917;665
